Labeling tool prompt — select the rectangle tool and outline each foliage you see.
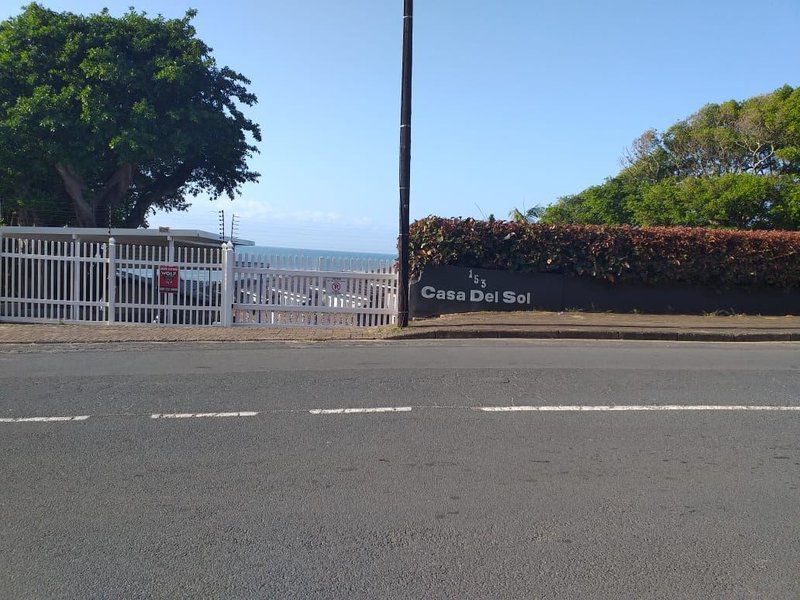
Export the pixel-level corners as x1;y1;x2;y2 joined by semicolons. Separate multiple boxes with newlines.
410;216;800;289
509;206;546;224
0;4;261;227
539;176;640;225
540;85;800;229
633;173;800;229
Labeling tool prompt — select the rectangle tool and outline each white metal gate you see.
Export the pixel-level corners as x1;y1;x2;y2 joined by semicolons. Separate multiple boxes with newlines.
231;251;397;327
114;244;223;325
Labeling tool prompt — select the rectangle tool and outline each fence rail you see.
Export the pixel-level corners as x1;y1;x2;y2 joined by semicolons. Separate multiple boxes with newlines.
0;238;397;328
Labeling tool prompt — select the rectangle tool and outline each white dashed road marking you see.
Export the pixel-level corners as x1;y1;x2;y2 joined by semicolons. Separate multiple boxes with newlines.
4;405;799;424
309;407;413;415
0;415;90;423
477;405;800;412
150;412;259;419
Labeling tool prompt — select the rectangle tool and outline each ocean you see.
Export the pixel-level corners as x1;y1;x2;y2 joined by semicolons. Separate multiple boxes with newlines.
242;245;396;262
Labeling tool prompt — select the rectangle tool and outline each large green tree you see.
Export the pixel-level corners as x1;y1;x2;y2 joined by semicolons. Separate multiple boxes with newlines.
538;85;800;230
0;4;261;227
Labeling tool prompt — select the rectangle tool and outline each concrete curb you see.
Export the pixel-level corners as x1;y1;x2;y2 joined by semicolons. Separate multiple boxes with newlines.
387;328;800;342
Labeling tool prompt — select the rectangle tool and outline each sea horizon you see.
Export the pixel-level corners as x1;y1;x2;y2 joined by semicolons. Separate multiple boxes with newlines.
239;244;396;262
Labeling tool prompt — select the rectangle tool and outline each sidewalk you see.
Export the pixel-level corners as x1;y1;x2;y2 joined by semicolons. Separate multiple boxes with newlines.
2;311;800;344
0;323;387;344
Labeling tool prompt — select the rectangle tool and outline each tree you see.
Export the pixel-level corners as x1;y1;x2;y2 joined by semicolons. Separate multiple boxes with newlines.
509;205;546;223
632;173;797;229
0;4;261;227
540;85;800;230
538;174;642;226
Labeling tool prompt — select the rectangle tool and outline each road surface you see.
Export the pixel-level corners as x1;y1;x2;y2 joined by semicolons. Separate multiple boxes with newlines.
1;339;799;598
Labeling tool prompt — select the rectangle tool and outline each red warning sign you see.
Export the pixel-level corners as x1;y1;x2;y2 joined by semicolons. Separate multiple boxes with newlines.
158;265;180;293
327;278;344;295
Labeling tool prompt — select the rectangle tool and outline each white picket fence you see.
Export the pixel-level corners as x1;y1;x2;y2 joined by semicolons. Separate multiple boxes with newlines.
0;238;110;323
0;238;397;327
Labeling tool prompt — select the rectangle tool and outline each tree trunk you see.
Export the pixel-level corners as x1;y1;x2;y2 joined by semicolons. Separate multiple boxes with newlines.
121;159;200;228
56;163;135;228
57;160;198;229
93;163;134;226
55;163;95;227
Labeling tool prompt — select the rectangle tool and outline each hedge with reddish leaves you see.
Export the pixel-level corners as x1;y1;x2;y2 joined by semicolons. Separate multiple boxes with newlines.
409;217;800;288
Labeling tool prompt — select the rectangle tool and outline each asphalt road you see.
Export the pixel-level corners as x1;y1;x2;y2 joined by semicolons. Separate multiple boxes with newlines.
1;339;799;599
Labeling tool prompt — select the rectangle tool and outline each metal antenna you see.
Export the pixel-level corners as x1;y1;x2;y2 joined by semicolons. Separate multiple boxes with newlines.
218;209;225;241
230;214;240;244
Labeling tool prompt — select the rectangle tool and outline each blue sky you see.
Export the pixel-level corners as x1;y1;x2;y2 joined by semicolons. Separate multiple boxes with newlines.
2;0;799;252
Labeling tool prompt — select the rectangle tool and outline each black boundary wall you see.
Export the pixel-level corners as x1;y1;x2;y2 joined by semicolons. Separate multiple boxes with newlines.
410;265;800;317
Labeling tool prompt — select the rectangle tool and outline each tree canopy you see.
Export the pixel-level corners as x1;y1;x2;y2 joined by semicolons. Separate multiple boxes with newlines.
538;85;800;230
0;3;261;227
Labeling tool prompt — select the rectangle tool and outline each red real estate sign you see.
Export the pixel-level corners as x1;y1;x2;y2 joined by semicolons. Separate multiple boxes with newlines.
158;265;180;293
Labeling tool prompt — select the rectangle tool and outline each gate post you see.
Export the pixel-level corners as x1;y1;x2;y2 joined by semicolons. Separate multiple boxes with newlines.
71;235;80;321
166;236;175;325
106;237;116;323
220;242;234;326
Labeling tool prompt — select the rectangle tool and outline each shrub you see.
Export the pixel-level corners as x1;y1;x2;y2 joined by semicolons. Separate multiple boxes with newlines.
409;217;800;289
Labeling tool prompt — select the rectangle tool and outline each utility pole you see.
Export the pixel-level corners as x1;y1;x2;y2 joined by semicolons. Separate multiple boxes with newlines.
397;0;413;327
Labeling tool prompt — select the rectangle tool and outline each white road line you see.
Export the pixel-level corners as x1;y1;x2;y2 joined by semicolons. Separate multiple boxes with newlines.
309;406;413;415
0;415;90;423
478;405;800;412
150;412;259;419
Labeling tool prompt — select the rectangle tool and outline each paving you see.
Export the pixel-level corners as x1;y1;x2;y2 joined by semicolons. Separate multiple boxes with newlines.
2;310;800;344
1;339;798;598
0;322;389;344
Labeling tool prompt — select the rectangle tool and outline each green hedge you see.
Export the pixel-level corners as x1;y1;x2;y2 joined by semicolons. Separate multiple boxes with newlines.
409;217;800;289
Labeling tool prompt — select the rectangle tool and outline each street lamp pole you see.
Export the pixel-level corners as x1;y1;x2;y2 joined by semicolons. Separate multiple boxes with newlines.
397;0;413;327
